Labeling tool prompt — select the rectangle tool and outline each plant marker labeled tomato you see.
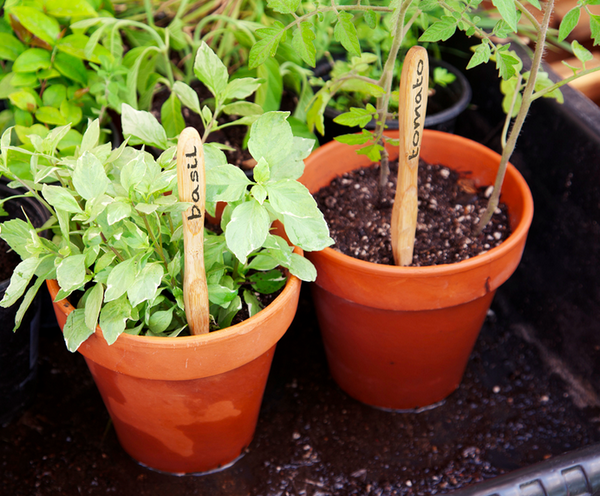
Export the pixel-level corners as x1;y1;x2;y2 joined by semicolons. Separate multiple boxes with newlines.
391;46;429;266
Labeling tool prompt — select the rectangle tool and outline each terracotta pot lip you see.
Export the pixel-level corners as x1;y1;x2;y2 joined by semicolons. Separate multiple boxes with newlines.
306;130;534;276
47;246;303;349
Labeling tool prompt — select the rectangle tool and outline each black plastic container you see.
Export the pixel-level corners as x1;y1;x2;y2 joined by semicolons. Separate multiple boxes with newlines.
0;184;48;426
313;57;472;143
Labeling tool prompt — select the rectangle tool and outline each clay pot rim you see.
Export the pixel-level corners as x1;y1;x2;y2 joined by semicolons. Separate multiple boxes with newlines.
46;246;303;350
306;130;534;277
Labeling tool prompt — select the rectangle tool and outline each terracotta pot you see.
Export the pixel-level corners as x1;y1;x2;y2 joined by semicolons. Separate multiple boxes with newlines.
46;259;302;474
300;130;534;410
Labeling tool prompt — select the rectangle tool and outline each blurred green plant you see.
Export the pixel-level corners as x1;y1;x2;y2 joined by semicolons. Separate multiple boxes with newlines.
0;0;115;154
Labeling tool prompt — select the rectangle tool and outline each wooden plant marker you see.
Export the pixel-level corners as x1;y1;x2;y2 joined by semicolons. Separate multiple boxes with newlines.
391;46;429;266
177;127;209;335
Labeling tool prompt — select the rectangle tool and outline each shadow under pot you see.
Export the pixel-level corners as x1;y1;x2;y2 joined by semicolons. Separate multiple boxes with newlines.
299;130;534;411
313;58;472;144
0;183;49;425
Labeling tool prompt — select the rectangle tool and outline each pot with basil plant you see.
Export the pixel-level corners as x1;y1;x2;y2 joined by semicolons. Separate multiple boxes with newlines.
249;0;597;411
0;41;332;474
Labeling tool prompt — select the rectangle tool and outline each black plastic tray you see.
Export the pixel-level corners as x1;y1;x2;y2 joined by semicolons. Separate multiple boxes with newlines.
2;41;600;495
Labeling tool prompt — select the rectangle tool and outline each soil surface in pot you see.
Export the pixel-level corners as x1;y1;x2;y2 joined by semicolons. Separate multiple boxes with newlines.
314;160;511;266
152;83;299;172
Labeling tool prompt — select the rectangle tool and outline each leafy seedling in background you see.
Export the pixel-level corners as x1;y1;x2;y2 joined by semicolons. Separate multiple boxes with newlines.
0;0;115;153
249;0;600;235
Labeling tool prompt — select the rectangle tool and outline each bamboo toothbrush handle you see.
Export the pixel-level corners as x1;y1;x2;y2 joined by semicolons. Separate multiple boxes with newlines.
177;127;210;335
391;46;429;267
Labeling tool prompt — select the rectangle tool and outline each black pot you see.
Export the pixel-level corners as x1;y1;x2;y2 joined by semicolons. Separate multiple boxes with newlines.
314;57;472;144
0;183;49;425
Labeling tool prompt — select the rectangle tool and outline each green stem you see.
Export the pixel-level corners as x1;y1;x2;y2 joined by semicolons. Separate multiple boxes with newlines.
476;0;555;234
515;0;541;32
201;101;222;142
100;232;125;262
531;65;600;101
114;20;166;50
174;0;190;22
284;4;393;33
501;73;523;149
143;0;156;28
141;212;170;271
375;0;413;192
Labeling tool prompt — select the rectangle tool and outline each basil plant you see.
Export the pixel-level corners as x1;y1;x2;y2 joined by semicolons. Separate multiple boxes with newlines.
0;105;332;352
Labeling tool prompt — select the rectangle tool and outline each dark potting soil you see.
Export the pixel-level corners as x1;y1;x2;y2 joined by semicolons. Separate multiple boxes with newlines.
314;160;512;266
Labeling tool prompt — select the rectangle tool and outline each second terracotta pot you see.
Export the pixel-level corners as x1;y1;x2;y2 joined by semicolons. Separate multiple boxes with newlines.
300;130;534;410
47;261;302;474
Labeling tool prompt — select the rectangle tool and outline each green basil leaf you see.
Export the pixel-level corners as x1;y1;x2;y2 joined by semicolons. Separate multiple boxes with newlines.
0;257;41;307
193;42;229;98
0;33;25;61
83;282;104;334
206;164;251;203
286;252;316;282
99;295;132;345
56;254;87;293
225;200;271;263
104;258;139;302
148;306;174;334
9;89;39;112
57;34;111;63
73;151;110;200
80;118;100;152
35;106;67;125
42;84;67;108
45;0;98;19
221;101;264;117
0;218;36;259
127;262;164;307
9;7;60;47
42;184;83;213
120;154;147;193
242;289;262;317
248;269;286;294
266;180;333;251
256;57;282;112
248;111;293;173
161;93;185;139
54;52;88;85
121;103;169;149
60;100;82;127
173;80;201;115
63;308;94;352
224;77;264;100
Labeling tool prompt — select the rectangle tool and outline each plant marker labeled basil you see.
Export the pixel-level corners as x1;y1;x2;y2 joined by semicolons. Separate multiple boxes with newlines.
177;127;209;335
391;46;429;266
